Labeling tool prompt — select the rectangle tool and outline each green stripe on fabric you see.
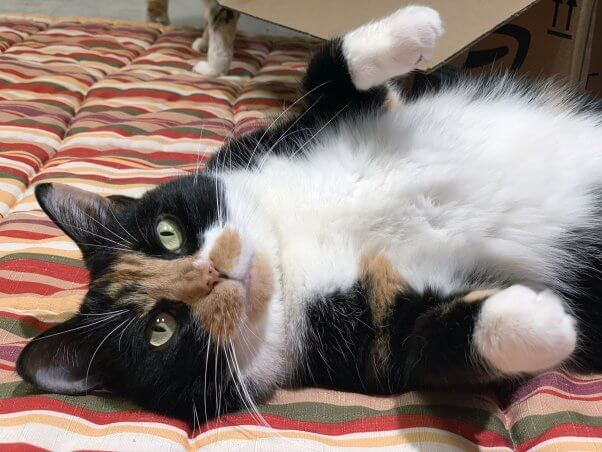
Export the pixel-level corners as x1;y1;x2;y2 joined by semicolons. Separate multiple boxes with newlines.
0;318;45;338
0;382;141;412
9;119;64;134
511;412;602;443
0;253;84;268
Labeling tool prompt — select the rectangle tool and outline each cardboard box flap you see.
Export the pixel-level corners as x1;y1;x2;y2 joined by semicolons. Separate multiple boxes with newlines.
219;0;540;72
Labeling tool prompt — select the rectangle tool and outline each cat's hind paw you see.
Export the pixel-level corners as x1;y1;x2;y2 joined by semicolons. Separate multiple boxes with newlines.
342;6;444;91
192;60;225;77
473;285;577;375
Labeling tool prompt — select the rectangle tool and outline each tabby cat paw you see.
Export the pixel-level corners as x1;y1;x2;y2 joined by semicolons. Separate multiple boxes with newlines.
342;6;444;90
473;285;576;374
192;61;223;77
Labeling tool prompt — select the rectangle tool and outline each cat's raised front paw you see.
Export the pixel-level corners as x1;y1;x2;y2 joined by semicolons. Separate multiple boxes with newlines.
473;285;576;374
342;6;444;90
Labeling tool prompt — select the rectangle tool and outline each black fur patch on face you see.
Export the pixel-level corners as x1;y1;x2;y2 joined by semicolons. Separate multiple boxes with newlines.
17;175;253;423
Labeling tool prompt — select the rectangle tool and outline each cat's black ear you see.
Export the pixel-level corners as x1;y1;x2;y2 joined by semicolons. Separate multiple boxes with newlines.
107;194;136;208
35;183;133;256
16;316;103;394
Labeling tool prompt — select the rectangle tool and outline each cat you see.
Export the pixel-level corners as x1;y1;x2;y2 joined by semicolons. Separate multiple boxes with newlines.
147;0;239;76
17;6;602;425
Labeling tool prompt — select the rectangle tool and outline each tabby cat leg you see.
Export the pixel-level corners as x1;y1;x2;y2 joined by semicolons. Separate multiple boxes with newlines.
192;1;239;76
192;28;209;53
147;0;169;25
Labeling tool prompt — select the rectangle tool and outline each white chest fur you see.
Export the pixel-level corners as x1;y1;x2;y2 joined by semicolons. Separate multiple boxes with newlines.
225;83;602;307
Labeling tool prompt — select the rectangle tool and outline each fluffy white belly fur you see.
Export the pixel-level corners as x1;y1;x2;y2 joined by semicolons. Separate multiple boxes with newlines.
226;82;602;304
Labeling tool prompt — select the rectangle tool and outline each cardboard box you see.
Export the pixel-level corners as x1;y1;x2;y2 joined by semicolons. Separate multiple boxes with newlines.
451;0;601;94
219;0;600;95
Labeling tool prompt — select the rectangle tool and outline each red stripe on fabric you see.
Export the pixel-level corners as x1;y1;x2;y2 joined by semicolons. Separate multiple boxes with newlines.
32;174;180;185
57;148;209;163
89;89;229;105
0;142;50;156
0;397;510;447
0;231;55;240
0;260;88;283
517;388;602;404
0;444;48;452
0;165;28;179
0;277;84;295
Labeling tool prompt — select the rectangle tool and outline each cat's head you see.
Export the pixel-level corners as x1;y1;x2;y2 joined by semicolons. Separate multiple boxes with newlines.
16;176;284;423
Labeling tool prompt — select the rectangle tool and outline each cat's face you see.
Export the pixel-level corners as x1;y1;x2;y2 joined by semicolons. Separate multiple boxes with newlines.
17;176;282;422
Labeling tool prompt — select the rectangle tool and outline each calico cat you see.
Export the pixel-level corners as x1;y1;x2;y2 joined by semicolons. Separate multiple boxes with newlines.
17;6;602;425
147;0;238;76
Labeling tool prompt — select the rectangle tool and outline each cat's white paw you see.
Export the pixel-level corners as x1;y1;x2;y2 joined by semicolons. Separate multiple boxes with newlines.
192;36;208;53
342;6;444;91
473;285;576;375
192;60;223;77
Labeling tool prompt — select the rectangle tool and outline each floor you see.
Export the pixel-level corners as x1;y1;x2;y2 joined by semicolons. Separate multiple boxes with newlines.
0;0;299;36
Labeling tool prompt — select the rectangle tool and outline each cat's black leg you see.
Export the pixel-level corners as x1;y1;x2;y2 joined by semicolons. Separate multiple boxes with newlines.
300;6;443;121
207;6;443;170
388;285;579;389
560;257;602;372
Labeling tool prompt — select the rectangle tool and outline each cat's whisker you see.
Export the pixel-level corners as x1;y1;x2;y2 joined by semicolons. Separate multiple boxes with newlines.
203;328;212;424
76;243;131;253
214;334;222;422
193;124;205;185
79;209;133;247
117;317;136;353
78;309;128;317
85;317;130;390
106;203;137;244
227;342;269;429
134;213;151;248
290;102;351;159
33;311;127;341
261;95;322;159
60;220;132;250
245;79;332;173
192;401;200;435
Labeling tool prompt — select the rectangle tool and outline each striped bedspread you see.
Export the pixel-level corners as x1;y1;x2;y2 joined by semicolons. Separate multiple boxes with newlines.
0;14;600;451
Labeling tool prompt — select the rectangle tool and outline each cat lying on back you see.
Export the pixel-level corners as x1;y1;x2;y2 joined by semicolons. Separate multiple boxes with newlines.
147;0;238;76
18;6;602;424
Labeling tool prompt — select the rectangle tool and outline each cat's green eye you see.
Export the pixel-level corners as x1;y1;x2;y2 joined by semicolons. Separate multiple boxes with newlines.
156;218;183;251
147;312;177;347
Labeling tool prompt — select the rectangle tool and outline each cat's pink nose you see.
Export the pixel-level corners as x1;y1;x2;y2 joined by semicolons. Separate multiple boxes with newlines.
195;259;220;291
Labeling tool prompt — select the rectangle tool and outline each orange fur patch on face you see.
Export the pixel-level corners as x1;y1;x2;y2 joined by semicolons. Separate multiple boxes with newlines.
246;252;274;324
360;252;406;326
191;280;244;341
462;289;500;303
209;227;242;274
101;253;214;311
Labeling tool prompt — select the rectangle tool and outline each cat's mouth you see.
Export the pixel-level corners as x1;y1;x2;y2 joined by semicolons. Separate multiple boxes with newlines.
216;251;273;324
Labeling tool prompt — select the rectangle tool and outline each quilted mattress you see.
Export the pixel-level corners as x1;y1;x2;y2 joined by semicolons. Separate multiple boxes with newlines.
0;14;601;451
